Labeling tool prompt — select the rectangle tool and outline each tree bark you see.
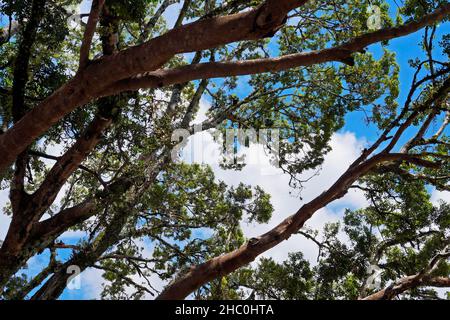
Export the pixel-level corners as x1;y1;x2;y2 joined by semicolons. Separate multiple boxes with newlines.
156;153;421;299
102;5;450;95
0;0;309;173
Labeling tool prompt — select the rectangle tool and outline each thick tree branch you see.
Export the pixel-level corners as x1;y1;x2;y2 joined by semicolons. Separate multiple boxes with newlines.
363;275;450;300
79;0;105;69
155;151;441;300
30;200;97;241
424;277;450;287
29;149;172;299
12;248;61;300
0;0;313;173
28;150;108;188
155;73;450;299
31;181;151;300
0;1;448;174
9;0;46;212
102;5;450;94
0;20;124;292
29;115;111;220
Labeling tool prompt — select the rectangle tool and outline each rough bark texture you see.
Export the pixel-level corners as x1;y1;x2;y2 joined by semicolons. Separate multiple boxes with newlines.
102;5;450;95
2;1;448;174
0;0;309;172
0;0;449;300
156;79;450;299
155;153;425;299
0;6;122;292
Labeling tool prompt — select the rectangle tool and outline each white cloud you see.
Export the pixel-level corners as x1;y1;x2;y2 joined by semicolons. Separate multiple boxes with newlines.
0;189;11;241
214;132;367;264
61;266;104;300
0;94;376;300
431;189;450;205
180;100;369;265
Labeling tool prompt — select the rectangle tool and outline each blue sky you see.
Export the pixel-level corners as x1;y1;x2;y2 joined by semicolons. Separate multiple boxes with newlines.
0;0;449;299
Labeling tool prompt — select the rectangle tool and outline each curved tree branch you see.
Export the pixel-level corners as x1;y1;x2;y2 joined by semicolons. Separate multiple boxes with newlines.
1;1;448;174
101;5;450;95
79;0;105;69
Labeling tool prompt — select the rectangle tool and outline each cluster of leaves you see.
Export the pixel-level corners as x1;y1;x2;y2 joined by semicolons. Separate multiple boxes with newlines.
204;0;401;187
200;174;449;300
98;163;273;299
0;0;448;300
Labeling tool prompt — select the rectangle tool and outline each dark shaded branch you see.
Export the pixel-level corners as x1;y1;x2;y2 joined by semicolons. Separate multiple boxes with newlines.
102;6;450;95
79;0;105;69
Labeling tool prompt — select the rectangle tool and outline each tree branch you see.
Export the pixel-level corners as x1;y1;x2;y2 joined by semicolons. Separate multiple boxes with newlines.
79;0;105;69
30;200;97;241
155;151;435;299
0;1;448;174
101;5;450;95
363;249;450;300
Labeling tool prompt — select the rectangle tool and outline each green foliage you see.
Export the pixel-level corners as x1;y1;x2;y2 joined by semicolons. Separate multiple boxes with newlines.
0;0;448;300
216;175;449;300
107;0;154;22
